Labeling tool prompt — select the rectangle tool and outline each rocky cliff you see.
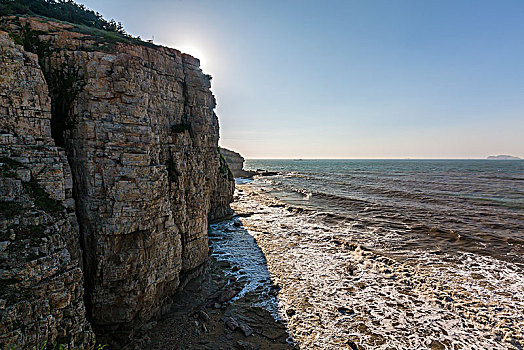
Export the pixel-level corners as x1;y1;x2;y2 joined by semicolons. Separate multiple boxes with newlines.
0;29;94;348
210;153;234;221
0;16;234;348
219;147;253;178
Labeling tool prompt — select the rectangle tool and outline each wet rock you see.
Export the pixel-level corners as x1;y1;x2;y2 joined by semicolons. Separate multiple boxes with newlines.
218;288;240;303
259;171;279;176
234;222;242;227
347;339;359;350
225;317;240;331
269;204;286;208
235;212;255;218
199;310;210;323
238;322;254;337
337;307;354;315
236;340;260;350
286;308;296;317
430;339;446;350
269;284;281;296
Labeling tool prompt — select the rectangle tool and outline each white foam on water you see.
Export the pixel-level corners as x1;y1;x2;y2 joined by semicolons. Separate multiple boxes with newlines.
209;219;281;316
220;185;524;350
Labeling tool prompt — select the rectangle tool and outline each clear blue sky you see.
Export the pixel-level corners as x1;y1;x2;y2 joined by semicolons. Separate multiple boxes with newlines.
78;0;524;159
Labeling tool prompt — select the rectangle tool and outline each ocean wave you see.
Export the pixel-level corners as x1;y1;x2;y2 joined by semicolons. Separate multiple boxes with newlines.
229;185;524;349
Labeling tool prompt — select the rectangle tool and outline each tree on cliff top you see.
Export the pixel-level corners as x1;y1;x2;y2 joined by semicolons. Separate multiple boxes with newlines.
0;0;127;35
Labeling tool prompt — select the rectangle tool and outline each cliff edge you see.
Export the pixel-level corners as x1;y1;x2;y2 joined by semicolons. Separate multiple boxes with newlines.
0;15;234;348
219;147;256;178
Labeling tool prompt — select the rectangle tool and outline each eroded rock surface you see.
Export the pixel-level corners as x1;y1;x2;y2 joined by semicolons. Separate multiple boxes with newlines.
219;147;251;178
210;153;234;221
0;16;233;348
0;31;94;349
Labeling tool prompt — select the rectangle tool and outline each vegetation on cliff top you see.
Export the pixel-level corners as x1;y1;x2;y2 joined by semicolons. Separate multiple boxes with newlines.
0;0;127;35
0;0;162;51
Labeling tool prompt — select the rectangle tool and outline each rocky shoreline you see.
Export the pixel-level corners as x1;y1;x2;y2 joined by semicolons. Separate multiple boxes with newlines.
135;214;293;350
217;181;524;350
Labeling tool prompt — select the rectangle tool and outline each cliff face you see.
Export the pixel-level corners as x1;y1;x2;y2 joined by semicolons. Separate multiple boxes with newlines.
0;31;94;347
219;147;248;178
0;16;233;348
209;153;234;221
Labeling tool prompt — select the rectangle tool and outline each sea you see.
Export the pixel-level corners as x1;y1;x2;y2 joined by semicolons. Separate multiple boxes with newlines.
245;159;524;267
210;159;524;349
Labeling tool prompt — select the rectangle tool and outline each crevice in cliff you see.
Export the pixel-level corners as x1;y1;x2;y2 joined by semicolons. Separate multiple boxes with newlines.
169;64;193;273
46;82;96;327
33;49;95;326
12;23;84;148
47;60;85;147
68;163;96;327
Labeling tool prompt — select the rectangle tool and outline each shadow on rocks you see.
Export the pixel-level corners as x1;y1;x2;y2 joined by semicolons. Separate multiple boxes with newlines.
131;216;296;350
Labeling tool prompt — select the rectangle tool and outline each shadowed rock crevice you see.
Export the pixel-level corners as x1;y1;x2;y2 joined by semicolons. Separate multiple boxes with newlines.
46;58;85;148
0;15;234;349
19;30;96;328
0;30;95;348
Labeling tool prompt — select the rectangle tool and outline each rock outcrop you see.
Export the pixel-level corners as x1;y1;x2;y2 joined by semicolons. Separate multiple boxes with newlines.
219;147;254;178
0;31;94;348
0;16;233;348
487;155;521;160
210;153;234;221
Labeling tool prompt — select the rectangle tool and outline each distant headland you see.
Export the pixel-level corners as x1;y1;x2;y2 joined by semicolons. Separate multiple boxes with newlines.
487;155;522;160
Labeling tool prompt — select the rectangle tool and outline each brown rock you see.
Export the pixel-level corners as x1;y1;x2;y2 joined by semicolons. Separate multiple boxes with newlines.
0;15;234;348
218;288;240;303
0;30;94;349
225;317;240;331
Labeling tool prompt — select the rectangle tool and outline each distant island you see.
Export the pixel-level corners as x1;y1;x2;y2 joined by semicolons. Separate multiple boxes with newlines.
487;155;522;160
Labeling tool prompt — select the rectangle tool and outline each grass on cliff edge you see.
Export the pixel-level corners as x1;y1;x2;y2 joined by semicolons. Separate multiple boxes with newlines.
0;0;126;35
0;0;159;51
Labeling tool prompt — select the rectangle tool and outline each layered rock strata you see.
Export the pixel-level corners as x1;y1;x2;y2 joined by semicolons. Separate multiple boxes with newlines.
210;153;234;221
0;31;94;348
219;147;254;178
0;16;233;348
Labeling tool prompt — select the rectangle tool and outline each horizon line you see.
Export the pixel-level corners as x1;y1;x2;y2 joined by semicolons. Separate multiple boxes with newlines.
243;157;523;160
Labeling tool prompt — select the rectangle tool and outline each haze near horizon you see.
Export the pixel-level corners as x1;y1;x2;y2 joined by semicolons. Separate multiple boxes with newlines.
77;0;524;159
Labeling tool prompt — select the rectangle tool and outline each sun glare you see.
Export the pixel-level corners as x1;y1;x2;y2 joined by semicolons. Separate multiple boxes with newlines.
177;45;206;71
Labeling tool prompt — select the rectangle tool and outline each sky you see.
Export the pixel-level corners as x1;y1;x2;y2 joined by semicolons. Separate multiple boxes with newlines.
77;0;524;159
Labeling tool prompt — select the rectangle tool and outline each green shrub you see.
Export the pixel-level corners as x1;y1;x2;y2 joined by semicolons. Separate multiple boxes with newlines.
218;152;234;181
0;0;128;35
